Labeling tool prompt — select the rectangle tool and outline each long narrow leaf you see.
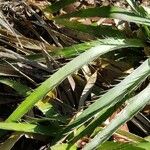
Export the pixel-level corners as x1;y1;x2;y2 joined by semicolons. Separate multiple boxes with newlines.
84;83;150;150
55;19;125;38
6;38;144;122
0;133;23;150
70;97;129;144
0;122;57;136
0;77;31;97
28;38;129;60
57;6;150;27
92;127;146;143
97;141;144;150
126;0;140;14
56;58;150;141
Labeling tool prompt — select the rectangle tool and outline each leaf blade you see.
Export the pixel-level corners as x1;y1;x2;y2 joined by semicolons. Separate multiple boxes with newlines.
84;83;150;149
57;6;150;27
6;39;144;123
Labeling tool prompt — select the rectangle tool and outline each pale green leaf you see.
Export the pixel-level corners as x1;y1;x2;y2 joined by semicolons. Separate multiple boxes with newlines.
84;83;150;149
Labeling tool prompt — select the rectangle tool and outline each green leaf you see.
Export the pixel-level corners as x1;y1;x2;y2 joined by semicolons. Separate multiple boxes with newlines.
125;0;150;38
136;142;150;150
28;38;142;60
83;83;150;150
70;98;146;144
98;141;144;150
0;133;23;150
0;78;64;123
55;58;150;143
6;38;144;123
145;136;150;142
92;127;146;143
50;143;77;150
116;130;146;143
0;122;57;136
57;6;150;27
0;77;31;97
126;0;140;14
55;19;125;38
35;101;67;123
70;102;124;144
